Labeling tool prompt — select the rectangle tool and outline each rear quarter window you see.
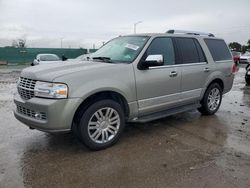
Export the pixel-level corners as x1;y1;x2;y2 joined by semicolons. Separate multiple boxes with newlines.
204;39;232;62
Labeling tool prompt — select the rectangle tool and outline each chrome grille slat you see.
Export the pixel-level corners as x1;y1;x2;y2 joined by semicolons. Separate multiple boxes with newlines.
17;77;37;100
18;85;34;91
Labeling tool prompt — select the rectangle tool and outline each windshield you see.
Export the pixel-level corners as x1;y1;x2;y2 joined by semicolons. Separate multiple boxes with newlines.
76;54;92;60
76;55;85;59
92;36;149;63
39;54;60;61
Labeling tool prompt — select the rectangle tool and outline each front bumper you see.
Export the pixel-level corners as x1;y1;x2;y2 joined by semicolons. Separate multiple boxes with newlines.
240;59;250;64
14;94;83;133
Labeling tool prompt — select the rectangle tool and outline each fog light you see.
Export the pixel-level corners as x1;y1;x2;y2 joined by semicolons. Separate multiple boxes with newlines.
34;112;42;120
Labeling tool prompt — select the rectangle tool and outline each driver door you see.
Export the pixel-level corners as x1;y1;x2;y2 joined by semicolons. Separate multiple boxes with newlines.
134;37;182;116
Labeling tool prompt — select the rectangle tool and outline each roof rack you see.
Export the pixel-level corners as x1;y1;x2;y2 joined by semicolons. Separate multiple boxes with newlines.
166;29;215;37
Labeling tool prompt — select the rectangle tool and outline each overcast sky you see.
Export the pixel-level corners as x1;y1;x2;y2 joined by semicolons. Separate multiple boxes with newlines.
0;0;250;49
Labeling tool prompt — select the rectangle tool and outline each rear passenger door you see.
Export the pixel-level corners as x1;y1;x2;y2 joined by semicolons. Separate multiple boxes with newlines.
174;37;209;104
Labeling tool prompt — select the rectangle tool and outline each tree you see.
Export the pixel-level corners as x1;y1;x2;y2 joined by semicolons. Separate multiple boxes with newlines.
247;39;250;47
242;45;249;53
12;38;27;48
241;39;250;53
228;42;242;51
11;40;18;48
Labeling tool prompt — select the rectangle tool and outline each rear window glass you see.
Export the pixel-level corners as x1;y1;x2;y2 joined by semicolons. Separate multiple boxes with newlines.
204;39;232;61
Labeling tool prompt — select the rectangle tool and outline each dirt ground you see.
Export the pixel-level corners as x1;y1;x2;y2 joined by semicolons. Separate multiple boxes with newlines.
0;66;250;188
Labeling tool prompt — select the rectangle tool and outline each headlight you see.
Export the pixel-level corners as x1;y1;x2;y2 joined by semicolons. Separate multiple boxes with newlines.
34;81;68;99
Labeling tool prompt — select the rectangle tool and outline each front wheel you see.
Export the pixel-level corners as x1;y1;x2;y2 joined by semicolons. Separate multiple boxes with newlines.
78;99;125;150
198;83;222;115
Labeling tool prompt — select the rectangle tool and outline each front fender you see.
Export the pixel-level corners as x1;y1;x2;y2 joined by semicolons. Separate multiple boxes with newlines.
53;64;137;103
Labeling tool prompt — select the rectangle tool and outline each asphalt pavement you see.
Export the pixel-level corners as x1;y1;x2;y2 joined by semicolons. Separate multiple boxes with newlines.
0;66;249;188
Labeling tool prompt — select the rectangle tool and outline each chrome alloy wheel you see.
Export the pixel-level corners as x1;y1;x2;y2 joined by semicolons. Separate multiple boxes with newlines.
88;107;120;144
207;88;221;111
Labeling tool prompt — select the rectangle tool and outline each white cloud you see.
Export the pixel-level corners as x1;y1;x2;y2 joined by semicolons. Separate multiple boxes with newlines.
0;0;249;48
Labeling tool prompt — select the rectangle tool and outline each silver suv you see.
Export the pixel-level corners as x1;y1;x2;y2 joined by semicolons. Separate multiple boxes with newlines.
14;30;234;150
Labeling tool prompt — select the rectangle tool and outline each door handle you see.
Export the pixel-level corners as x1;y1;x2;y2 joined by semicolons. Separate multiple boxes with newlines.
169;71;178;77
204;68;210;72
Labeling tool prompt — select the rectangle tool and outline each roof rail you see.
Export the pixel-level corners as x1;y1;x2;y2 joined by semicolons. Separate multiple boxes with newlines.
166;29;215;37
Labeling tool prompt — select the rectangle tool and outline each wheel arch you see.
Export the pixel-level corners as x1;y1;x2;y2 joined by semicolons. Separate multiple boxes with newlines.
198;78;224;115
201;78;224;100
207;78;224;92
72;90;130;129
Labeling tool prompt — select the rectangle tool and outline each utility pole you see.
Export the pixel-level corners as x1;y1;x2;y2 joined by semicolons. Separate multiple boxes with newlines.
60;38;63;49
134;21;142;34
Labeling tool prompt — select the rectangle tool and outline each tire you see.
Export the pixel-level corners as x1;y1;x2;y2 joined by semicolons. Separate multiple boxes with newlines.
72;121;81;140
77;99;125;150
245;73;250;85
198;83;222;115
246;78;250;85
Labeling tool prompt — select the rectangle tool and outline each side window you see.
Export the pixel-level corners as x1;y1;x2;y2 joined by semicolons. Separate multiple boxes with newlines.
145;37;175;65
175;38;202;64
194;39;206;62
204;39;232;61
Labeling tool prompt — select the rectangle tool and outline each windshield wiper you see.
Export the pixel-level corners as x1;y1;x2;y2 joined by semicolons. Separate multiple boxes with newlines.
92;56;113;63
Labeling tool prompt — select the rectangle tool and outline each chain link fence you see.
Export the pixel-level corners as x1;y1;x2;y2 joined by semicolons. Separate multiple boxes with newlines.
0;47;91;65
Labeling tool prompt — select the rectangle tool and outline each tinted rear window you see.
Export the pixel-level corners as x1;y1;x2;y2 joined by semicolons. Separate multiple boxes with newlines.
204;39;232;61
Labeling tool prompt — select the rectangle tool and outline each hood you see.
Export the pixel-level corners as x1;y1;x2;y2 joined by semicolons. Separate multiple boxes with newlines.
21;61;117;81
38;61;61;64
240;55;250;59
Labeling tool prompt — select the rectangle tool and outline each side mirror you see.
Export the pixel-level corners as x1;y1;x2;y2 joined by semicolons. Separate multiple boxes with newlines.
33;59;39;65
141;55;164;69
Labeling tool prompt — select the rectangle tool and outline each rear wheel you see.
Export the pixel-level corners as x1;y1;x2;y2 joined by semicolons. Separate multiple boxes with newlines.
246;72;250;85
246;78;250;85
77;99;125;150
198;83;222;115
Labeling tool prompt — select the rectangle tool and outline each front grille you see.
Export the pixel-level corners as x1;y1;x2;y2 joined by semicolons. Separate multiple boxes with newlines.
17;77;36;100
16;105;47;120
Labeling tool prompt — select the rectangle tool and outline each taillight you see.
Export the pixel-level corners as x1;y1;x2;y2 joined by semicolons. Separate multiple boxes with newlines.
231;63;238;74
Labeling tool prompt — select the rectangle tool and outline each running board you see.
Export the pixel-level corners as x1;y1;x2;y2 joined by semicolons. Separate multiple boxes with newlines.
130;103;201;123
